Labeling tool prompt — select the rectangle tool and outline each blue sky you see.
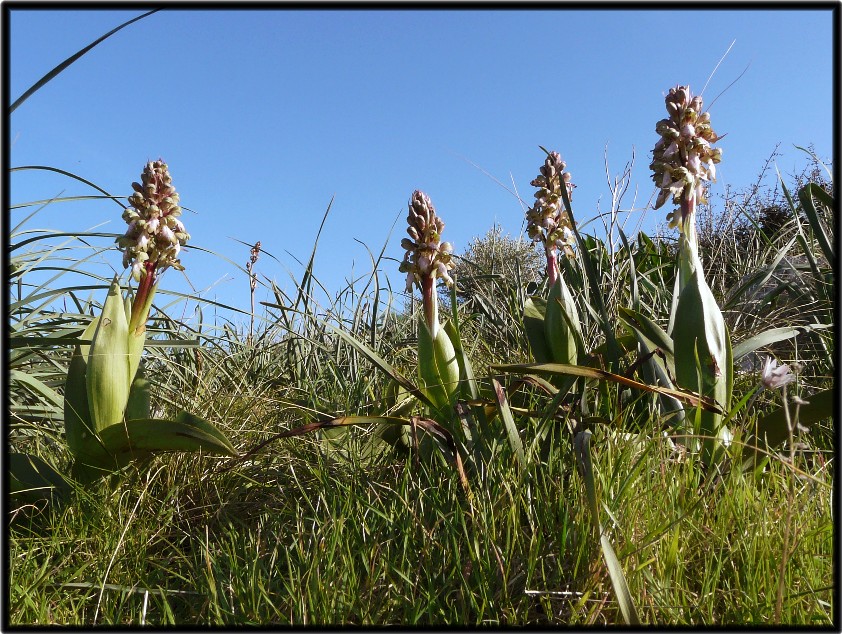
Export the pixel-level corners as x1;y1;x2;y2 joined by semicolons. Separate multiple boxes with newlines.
8;7;835;326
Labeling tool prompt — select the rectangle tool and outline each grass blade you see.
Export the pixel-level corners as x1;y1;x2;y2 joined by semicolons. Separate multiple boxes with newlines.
493;361;722;414
491;377;524;470
10;10;160;114
798;183;834;265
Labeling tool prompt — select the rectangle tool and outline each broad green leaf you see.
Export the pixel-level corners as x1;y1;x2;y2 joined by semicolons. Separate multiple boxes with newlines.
86;278;131;432
672;260;731;466
545;276;579;365
417;315;460;414
444;315;480;447
617;310;685;427
64;321;112;466
523;296;552;363
97;414;237;467
124;373;152;421
618;306;674;359
444;297;479;402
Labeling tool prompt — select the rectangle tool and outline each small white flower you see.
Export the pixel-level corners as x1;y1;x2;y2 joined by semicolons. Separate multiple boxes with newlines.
131;261;144;282
159;224;176;244
761;356;796;390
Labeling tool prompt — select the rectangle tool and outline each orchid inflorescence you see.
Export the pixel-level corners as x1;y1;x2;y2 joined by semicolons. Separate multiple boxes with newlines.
117;159;190;284
399;190;454;293
525;151;576;286
526;151;576;255
650;85;723;232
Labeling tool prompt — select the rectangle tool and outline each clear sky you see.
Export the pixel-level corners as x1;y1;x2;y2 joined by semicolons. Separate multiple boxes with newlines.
7;7;836;326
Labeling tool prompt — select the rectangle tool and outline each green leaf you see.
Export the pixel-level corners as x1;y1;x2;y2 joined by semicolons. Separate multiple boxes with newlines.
86;278;131;432
523;296;552;363
618;306;674;358
618;307;685;425
9;369;63;408
64;320;113;466
444;301;479;402
492;362;723;414
600;534;641;626
732;324;831;362
491;378;524;470
417;316;460;414
672;263;731;465
545;276;580;365
97;413;237;468
124;373;152;422
798;183;834;266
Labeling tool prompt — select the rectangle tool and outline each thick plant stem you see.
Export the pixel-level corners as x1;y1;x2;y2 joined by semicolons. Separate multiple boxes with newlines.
546;250;559;288
421;275;438;338
129;265;157;334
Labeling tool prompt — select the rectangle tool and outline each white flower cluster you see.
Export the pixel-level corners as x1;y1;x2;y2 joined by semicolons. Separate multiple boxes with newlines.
525;151;576;258
650;86;723;230
399;190;454;292
117;160;190;282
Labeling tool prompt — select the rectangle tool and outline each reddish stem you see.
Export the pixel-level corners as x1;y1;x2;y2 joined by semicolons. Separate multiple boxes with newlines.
130;261;158;332
546;249;559;288
421;275;436;333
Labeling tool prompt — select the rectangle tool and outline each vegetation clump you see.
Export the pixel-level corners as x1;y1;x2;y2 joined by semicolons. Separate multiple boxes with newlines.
7;32;834;627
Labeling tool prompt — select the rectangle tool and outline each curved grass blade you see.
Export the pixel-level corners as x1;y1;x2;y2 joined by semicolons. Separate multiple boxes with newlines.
10;10;160;114
492;362;722;414
10;166;122;207
732;324;831;362
9;369;63;408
